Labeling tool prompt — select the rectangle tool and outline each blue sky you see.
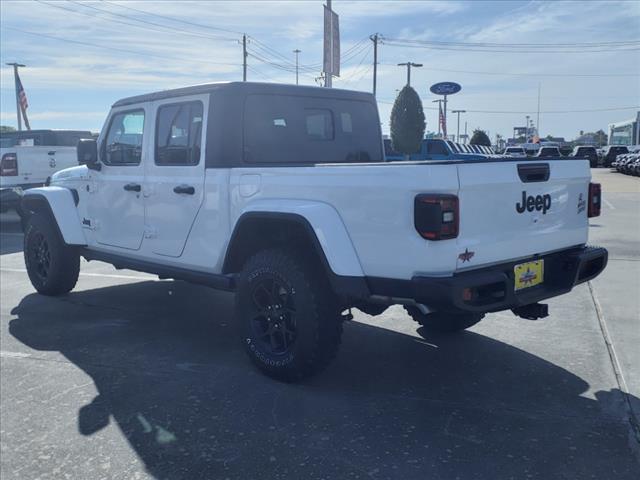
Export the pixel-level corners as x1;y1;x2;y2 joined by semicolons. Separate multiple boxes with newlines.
1;0;639;140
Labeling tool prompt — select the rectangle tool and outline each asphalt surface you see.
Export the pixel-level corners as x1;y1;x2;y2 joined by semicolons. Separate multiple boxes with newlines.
1;169;638;480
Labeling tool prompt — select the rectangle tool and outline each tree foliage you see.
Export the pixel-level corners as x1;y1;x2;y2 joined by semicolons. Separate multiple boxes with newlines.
470;129;491;147
390;85;426;155
0;125;16;133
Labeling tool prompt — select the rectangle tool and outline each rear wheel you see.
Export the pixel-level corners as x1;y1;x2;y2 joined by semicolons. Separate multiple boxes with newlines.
235;248;342;382
24;214;79;295
405;306;483;333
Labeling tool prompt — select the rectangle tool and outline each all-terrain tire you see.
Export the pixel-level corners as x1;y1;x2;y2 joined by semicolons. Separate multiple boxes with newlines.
24;213;80;296
235;248;342;382
405;306;483;333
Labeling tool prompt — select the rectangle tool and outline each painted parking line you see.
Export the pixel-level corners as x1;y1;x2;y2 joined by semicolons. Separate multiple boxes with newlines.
603;197;616;210
0;351;31;358
0;267;155;281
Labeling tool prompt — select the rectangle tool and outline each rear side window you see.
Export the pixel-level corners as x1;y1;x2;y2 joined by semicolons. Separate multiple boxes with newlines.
305;109;333;140
54;131;92;146
103;110;145;166
427;140;449;155
155;101;203;166
243;94;382;164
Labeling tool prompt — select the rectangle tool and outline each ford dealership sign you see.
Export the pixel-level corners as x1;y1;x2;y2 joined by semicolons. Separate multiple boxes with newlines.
430;82;462;95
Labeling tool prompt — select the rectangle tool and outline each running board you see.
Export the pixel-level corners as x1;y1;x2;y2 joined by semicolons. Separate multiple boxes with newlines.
81;249;236;291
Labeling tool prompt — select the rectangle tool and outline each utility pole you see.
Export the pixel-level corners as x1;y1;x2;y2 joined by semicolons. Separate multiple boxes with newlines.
452;110;466;143
432;99;443;137
464;121;468;144
293;49;301;85
525;115;530;142
6;62;25;131
242;34;247;81
370;33;378;97
397;62;422;86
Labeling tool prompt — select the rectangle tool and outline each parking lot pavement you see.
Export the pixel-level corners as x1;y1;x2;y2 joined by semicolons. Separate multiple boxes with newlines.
1;170;639;479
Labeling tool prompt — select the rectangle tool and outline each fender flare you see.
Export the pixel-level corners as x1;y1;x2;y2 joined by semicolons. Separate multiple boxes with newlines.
225;199;365;277
21;187;87;246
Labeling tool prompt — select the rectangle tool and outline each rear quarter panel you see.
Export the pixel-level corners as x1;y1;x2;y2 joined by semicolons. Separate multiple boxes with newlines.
229;164;461;279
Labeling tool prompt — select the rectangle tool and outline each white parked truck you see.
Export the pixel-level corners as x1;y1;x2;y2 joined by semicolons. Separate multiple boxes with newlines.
21;82;608;381
1;129;92;216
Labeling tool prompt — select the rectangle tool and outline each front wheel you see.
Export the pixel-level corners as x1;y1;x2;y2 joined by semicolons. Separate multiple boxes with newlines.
235;248;342;382
405;306;483;333
24;214;80;296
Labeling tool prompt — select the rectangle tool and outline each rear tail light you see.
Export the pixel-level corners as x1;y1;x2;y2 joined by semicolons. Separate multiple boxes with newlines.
0;153;18;176
414;194;459;240
588;182;601;218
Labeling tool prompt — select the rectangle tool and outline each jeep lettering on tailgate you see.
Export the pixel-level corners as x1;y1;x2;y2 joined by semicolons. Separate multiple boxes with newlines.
516;191;551;214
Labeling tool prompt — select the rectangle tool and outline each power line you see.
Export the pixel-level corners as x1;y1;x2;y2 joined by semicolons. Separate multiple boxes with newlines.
246;64;277;82
376;100;640;114
382;36;640;48
247;40;319;73
35;0;237;43
101;0;243;36
383;44;640;55
247;51;317;80
335;45;372;86
2;25;240;67
380;39;640;54
378;63;639;78
64;0;238;42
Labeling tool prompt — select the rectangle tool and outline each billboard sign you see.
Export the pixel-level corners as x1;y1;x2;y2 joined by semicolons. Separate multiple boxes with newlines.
323;6;340;76
430;82;461;96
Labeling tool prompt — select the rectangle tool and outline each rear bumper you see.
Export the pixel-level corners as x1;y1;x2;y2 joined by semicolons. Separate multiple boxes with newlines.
368;246;608;314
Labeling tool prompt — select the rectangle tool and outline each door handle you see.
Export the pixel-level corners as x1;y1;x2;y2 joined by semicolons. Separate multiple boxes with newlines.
123;183;141;192
173;185;195;195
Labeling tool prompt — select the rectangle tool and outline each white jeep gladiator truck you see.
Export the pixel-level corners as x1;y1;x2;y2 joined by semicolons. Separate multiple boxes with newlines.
1;129;92;217
21;82;608;381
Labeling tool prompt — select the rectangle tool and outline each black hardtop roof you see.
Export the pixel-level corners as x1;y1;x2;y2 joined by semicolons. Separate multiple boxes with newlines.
112;81;375;108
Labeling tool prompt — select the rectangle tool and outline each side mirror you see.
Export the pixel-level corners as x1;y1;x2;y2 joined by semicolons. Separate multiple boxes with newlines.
77;139;100;170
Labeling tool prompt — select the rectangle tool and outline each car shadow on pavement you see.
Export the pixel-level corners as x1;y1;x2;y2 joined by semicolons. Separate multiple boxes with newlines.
0;218;24;255
8;280;640;479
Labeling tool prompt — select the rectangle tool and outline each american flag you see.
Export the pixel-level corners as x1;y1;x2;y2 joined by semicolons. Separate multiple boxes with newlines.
16;71;29;111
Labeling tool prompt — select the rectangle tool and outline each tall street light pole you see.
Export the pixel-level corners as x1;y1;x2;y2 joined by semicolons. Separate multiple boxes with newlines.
397;62;422;86
293;49;301;85
452;110;466;143
6;62;26;131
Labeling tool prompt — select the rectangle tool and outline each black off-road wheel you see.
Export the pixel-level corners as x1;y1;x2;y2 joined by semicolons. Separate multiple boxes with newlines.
24;214;80;296
235;248;342;382
405;306;483;333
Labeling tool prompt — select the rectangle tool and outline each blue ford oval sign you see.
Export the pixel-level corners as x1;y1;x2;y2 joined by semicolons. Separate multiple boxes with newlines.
430;82;462;95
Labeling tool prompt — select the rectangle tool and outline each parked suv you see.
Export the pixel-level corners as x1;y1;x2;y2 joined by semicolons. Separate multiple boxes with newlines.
536;146;562;158
602;145;629;167
571;146;599;167
504;146;527;157
21;82;607;381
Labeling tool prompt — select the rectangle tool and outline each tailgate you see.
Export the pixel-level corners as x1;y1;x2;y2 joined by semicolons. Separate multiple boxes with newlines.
456;160;590;271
